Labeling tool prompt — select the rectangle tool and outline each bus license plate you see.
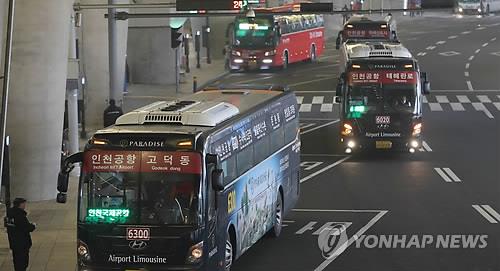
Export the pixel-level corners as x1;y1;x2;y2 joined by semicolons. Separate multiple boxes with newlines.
126;227;150;240
376;141;392;149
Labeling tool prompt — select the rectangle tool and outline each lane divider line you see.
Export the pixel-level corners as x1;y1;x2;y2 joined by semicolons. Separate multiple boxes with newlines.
464;71;470;77
491;37;497;42
472;103;494;118
314;211;388;271
465;63;470;69
475;49;481;54
300;156;350;184
466;81;474;91
434;168;453;183
482;42;489;47
448;35;458;39
422;141;433;152
300;120;340;135
443;168;462;182
468;55;475;61
472;205;499;224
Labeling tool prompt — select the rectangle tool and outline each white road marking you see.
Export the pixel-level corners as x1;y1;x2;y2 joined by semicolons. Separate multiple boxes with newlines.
417;52;427;56
448;35;458;39
320;104;333;112
294;90;336;93
472;205;499;223
299;104;312;112
443;168;462;182
434;168;453;183
436;40;446;45
493;102;500;111
314;211;388;271
475;49;481;54
450;103;465;111
481;205;500;222
457;95;471;103
465;63;470;69
294;209;387;213
299;123;316;130
233;75;274;84
426;46;436;50
422;96;428;103
435;95;449;103
464;71;470;77
300;120;340;135
300;156;350;184
439;51;461;57
482;42;489;47
491;37;497;41
432;89;500;93
428;103;443;111
476;26;486;30
466;80;474;91
289;77;333;87
312;96;324;104
468;55;475;61
477;95;491;103
491;52;500;57
422;141;433;152
472;103;494;118
461;31;471;34
296;96;304;104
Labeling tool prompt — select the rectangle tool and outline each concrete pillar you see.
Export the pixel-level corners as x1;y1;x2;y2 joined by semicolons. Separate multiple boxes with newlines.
0;0;7;73
80;0;128;129
7;0;73;201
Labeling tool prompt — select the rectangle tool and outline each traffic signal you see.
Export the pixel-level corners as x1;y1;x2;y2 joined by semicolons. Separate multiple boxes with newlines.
171;27;182;49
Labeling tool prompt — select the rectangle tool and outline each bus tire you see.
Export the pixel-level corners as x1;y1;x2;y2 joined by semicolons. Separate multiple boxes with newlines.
282;52;289;70
224;230;234;271
269;192;283;238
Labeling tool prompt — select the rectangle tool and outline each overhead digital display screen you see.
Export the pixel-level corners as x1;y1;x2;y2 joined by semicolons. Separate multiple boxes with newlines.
176;0;248;11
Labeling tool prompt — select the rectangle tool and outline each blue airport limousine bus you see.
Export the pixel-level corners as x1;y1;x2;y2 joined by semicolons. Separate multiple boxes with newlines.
56;86;301;270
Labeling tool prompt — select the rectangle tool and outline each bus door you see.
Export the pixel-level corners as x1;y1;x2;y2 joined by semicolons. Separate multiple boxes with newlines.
205;154;224;269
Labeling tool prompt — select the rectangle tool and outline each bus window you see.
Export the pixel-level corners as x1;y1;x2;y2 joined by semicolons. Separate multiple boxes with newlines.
270;127;284;152
254;136;270;162
221;156;237;185
284;118;299;143
237;146;254;175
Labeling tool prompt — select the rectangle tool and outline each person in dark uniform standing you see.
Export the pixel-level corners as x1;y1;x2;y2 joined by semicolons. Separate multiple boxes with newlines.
103;99;123;127
4;198;36;271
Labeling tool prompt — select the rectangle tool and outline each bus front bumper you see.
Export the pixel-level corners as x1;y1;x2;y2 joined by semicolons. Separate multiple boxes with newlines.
78;263;203;271
230;58;274;71
341;137;422;153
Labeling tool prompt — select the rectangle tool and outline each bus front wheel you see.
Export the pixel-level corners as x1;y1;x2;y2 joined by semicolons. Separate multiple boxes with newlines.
224;231;234;271
270;192;283;238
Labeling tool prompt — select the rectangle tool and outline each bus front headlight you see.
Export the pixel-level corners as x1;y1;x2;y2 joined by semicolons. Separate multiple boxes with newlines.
78;240;91;262
341;123;353;136
187;241;204;264
412;123;422;136
458;7;463;12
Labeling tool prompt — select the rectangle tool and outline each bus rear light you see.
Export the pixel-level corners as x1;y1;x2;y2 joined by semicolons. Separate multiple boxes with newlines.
380;24;387;28
404;64;413;69
341;123;353;136
263;59;273;64
234;58;244;64
347;24;353;28
352;64;361;69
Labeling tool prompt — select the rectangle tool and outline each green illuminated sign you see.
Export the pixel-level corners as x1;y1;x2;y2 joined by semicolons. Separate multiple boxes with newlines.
349;105;366;113
87;208;130;223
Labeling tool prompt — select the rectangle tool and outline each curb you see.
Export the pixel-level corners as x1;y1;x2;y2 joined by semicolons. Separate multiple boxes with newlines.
196;71;230;91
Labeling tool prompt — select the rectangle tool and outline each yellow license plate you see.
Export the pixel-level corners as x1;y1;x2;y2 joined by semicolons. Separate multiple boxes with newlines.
376;141;392;149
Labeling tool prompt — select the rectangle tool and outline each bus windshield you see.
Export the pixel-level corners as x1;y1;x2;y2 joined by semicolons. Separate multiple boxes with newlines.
347;84;417;115
234;17;275;49
78;150;202;225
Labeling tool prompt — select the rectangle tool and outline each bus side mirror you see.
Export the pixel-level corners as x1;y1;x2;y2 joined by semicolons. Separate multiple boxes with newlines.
423;81;431;95
336;34;341;50
420;72;431;95
56;152;83;204
211;169;224;191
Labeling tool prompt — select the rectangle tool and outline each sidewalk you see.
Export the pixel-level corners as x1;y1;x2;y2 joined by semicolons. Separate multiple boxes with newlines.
0;59;227;271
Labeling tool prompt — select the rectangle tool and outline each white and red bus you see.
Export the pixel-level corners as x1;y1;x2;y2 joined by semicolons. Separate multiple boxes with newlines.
228;4;325;71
